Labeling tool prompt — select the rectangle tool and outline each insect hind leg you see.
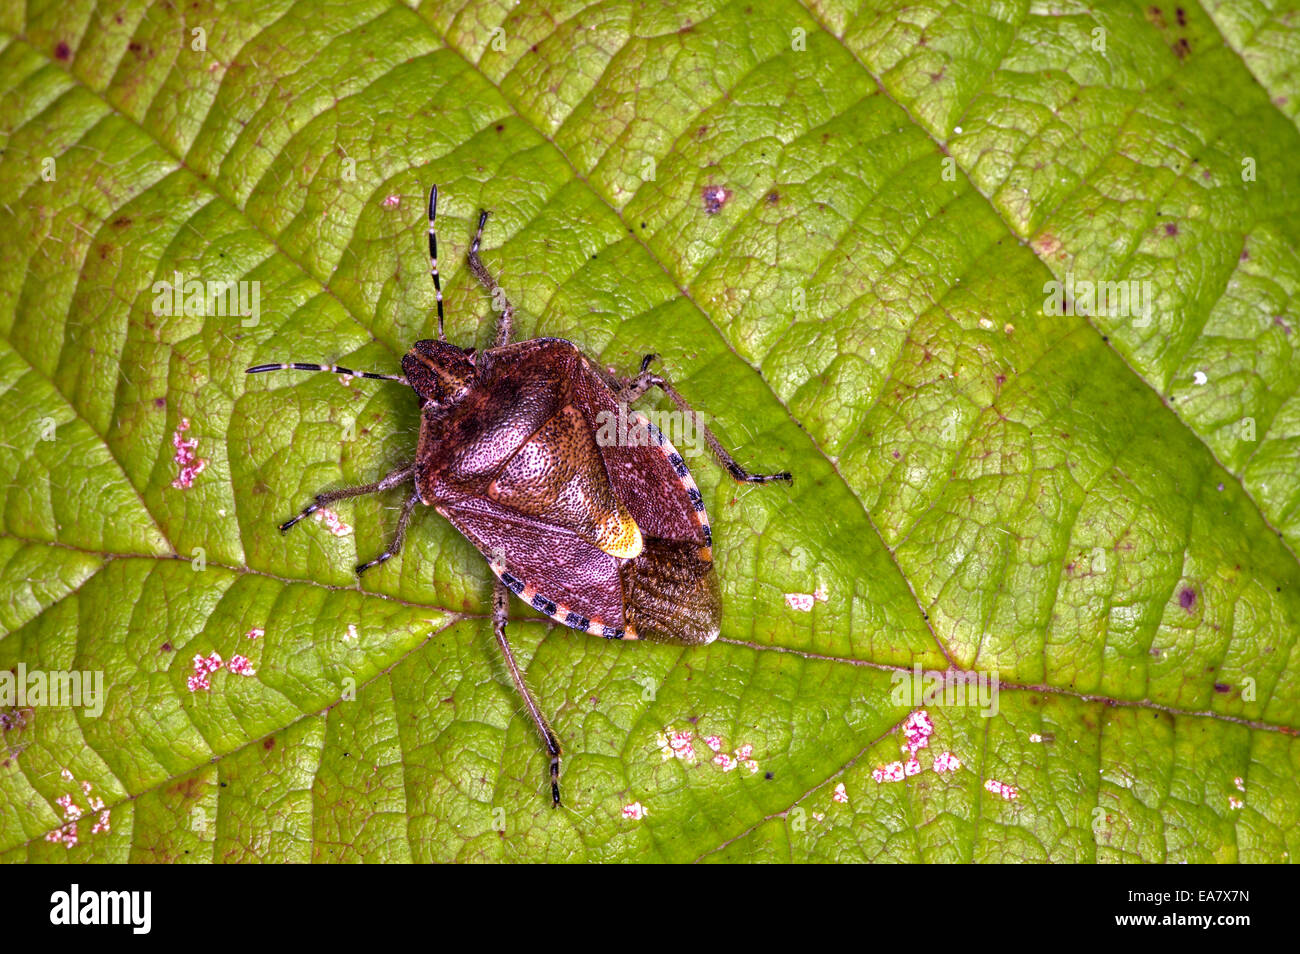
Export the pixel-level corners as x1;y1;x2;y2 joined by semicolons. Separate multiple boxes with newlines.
492;579;563;807
467;209;516;349
614;356;793;484
279;464;414;532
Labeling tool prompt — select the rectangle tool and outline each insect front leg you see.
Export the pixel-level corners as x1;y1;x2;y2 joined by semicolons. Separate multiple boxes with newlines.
356;490;422;575
615;355;793;484
492;578;563;807
466;209;516;348
279;464;414;532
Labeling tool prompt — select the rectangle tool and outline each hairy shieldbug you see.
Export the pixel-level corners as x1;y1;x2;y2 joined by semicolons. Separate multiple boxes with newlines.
247;186;791;806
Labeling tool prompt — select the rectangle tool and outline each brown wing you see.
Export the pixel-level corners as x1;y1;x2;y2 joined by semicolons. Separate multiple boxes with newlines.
487;404;642;559
442;498;719;644
438;499;632;638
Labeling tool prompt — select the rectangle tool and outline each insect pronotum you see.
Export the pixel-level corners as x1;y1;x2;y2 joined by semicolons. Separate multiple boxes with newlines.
247;186;791;806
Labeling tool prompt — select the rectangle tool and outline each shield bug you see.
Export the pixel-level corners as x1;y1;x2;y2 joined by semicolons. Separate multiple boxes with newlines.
246;186;791;806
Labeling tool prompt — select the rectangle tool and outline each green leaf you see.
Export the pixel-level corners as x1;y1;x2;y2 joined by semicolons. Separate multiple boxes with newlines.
2;0;1298;863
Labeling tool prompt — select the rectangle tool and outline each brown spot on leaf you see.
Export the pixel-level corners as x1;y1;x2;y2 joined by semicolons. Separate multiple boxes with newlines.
55;41;71;60
1164;222;1178;237
1179;587;1196;611
170;775;203;800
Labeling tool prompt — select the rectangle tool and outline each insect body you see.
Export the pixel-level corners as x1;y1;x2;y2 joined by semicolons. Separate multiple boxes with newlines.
247;187;791;806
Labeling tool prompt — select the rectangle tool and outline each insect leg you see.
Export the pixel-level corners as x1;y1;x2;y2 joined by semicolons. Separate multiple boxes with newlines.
492;578;562;807
279;464;414;532
466;209;516;348
356;490;422;575
616;357;793;484
428;185;446;342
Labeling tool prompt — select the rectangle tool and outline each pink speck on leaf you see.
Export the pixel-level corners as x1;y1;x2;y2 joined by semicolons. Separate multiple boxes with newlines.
703;735;724;752
832;782;849;804
872;761;906;783
187;651;224;692
45;822;78;848
1228;796;1244;810
784;592;815;612
669;730;697;764
169;417;208;489
56;793;82;821
227;654;256;676
702;184;733;214
1233;776;1245;792
904;757;921;777
314;507;352;537
933;751;962;774
622;801;648;820
382;194;402;209
245;627;265;640
984;778;1019;801
713;752;736;772
902;709;934;755
92;809;111;834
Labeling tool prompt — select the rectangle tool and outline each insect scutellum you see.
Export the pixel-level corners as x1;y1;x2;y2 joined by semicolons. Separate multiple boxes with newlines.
244;185;792;807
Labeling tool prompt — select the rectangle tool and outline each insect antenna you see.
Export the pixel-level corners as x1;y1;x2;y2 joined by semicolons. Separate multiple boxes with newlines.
244;362;408;384
428;183;445;341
